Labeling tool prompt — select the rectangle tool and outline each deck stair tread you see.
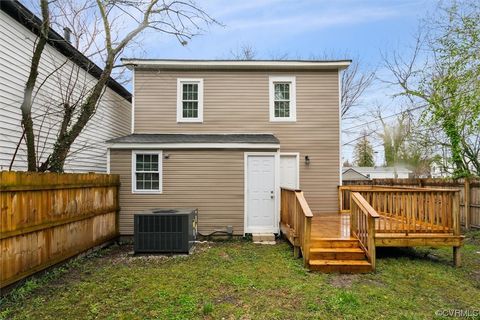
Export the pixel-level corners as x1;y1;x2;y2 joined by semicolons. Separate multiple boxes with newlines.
309;259;371;266
310;247;364;253
310;237;357;241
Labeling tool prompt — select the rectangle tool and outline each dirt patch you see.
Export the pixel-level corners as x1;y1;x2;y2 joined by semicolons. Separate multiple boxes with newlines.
327;274;359;288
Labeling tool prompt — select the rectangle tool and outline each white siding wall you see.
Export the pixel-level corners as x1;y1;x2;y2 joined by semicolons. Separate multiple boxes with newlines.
0;10;131;172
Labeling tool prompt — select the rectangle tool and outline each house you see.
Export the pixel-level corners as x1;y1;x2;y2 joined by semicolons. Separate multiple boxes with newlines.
0;1;131;172
342;166;412;180
341;167;369;181
107;59;350;236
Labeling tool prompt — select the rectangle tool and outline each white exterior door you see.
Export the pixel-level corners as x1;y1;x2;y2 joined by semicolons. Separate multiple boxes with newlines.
280;154;298;189
246;155;276;233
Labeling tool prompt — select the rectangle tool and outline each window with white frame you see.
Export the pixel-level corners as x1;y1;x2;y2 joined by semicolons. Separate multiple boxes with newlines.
177;78;203;122
132;151;162;193
269;76;296;122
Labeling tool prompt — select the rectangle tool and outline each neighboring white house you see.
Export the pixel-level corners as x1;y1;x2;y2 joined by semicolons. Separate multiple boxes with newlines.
342;166;412;180
0;1;131;172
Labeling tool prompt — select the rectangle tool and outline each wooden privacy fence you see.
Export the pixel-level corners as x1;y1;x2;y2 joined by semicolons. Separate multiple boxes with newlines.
343;178;480;229
280;187;313;266
0;171;120;288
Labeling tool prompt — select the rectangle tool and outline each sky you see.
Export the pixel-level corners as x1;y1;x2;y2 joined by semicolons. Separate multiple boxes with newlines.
132;0;438;164
27;0;440;165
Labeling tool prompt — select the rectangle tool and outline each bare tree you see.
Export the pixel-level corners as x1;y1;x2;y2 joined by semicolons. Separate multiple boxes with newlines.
341;59;375;119
229;43;257;60
20;0;50;171
17;0;219;172
383;1;480;177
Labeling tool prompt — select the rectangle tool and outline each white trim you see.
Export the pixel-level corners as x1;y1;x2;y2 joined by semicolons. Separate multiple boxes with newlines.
106;148;111;174
108;142;280;149
131;150;163;194
244;152;280;235
131;68;135;133
338;68;343;187
269;76;296;122
177;78;204;123
280;152;300;189
122;59;351;70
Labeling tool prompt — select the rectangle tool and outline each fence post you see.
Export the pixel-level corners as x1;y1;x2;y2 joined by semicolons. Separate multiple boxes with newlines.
464;178;470;230
452;190;462;267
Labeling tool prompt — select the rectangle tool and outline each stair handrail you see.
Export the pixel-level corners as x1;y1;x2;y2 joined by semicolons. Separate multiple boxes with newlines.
350;192;379;270
280;187;313;267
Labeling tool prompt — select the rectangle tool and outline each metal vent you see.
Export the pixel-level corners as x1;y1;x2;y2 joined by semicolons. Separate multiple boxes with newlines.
134;208;197;253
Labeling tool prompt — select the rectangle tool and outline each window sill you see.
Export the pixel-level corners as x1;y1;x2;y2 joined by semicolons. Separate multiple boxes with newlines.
132;190;163;194
270;118;297;123
177;118;203;123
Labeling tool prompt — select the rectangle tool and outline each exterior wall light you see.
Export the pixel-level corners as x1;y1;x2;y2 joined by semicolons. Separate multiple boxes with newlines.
305;155;310;165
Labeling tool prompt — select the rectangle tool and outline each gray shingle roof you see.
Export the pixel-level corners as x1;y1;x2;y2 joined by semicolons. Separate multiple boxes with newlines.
107;133;280;144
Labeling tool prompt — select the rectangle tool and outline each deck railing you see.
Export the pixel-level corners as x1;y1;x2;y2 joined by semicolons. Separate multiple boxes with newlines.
350;192;379;269
280;187;313;266
340;186;461;236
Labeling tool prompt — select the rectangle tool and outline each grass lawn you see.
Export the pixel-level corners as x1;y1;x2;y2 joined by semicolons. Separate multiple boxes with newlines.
1;231;479;320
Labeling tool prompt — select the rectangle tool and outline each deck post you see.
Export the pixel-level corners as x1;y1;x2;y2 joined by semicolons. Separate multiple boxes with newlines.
338;186;343;213
367;216;376;271
453;246;461;267
452;191;461;236
293;245;300;259
303;216;312;267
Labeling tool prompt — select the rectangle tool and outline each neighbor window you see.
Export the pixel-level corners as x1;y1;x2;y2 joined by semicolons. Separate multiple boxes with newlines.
177;78;203;122
269;76;296;122
132;151;162;193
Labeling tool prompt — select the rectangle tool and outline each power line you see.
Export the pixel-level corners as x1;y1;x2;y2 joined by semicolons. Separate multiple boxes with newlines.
342;104;427;132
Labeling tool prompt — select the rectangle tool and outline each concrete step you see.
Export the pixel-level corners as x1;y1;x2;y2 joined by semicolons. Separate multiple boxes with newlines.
252;233;275;244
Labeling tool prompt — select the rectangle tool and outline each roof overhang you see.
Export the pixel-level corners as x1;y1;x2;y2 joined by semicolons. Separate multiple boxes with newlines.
106;133;280;149
107;142;280;149
121;59;351;71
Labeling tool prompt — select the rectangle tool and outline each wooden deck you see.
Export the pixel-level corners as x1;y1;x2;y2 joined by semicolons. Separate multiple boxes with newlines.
312;213;464;247
280;186;465;274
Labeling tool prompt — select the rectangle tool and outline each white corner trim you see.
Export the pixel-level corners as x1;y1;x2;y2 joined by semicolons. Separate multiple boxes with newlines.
269;76;296;122
177;78;204;123
131;150;163;194
108;142;280;150
243;152;280;235
131;68;135;133
338;68;343;187
106;148;111;174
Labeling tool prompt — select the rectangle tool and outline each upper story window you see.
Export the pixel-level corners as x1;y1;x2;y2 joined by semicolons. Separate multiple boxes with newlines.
132;151;162;194
269;76;296;122
177;78;204;123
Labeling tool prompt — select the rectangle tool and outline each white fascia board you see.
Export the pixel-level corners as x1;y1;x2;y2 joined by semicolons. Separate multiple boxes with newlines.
107;143;280;149
122;59;351;70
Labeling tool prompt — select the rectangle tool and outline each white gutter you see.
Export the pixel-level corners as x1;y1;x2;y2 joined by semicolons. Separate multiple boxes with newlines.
121;59;351;70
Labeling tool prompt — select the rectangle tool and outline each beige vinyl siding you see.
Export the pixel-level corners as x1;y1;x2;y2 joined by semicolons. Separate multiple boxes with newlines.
132;70;340;214
111;149;248;235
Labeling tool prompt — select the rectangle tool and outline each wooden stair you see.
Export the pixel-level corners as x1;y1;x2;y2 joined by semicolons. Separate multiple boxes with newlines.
307;237;372;273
